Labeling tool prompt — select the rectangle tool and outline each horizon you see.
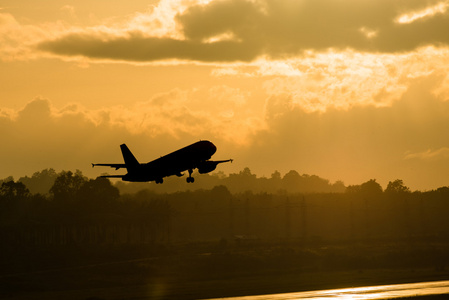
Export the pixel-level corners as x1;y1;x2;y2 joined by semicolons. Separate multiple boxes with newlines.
4;166;447;193
1;0;449;191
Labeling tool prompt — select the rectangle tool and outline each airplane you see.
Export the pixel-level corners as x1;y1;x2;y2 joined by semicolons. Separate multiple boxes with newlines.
92;140;232;184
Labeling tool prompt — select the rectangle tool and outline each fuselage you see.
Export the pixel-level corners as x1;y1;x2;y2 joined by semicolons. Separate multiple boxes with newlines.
93;140;231;183
123;140;217;182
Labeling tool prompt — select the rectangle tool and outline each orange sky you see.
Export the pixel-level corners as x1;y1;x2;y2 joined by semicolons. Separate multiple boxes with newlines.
1;0;449;191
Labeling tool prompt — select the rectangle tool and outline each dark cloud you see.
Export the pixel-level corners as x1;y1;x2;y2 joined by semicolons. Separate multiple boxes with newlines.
180;0;449;55
38;32;261;62
36;0;449;62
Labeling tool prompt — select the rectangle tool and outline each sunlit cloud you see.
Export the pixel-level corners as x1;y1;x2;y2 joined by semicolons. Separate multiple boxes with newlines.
0;86;263;147
404;148;449;160
235;47;449;112
104;87;263;144
209;46;449;113
0;12;70;61
396;1;449;24
359;27;378;39
203;31;241;43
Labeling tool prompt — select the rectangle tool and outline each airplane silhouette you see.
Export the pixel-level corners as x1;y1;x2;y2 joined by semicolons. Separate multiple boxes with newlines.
92;140;232;184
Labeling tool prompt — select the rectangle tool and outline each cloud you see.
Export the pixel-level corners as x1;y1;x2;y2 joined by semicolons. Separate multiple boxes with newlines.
396;1;449;24
28;0;449;63
0;86;262;163
251;47;449;112
0;95;251;179
106;87;262;144
0;12;67;61
37;33;260;62
2;75;449;190
404;148;449;160
238;73;449;190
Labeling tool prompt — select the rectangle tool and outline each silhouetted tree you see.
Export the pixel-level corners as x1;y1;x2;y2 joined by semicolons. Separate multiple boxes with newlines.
360;179;383;195
346;184;361;194
282;170;301;193
0;176;14;184
19;168;57;195
211;185;232;199
436;186;449;195
385;179;410;194
50;170;87;202
77;177;120;212
331;180;346;193
345;179;382;202
0;181;31;225
225;167;258;192
271;171;281;180
0;181;30;201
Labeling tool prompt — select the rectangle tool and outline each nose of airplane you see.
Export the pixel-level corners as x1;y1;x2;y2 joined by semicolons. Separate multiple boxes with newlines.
208;141;217;156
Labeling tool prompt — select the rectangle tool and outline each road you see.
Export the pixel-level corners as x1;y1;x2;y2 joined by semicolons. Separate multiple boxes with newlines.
206;280;449;300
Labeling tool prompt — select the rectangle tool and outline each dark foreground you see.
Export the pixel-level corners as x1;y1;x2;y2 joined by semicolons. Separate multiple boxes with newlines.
2;240;449;300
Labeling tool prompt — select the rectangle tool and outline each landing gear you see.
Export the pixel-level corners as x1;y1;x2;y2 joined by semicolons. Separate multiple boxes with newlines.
186;169;195;183
155;178;163;184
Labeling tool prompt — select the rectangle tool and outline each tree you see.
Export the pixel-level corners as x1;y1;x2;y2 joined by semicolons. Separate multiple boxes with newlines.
211;185;232;199
360;179;383;195
283;170;301;192
0;181;30;201
345;179;382;199
0;181;31;225
331;180;346;193
19;168;57;195
239;167;257;179
385;179;410;194
77;177;120;212
0;176;14;185
50;170;87;202
346;184;361;194
271;171;281;180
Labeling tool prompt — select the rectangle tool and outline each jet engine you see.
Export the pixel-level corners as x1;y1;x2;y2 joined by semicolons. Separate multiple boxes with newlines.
197;161;218;174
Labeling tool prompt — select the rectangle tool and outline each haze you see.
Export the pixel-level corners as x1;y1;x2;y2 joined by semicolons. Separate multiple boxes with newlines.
1;0;449;190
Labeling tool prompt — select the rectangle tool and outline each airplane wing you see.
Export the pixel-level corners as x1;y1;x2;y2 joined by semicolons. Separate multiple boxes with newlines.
196;159;233;174
92;163;127;170
210;159;233;164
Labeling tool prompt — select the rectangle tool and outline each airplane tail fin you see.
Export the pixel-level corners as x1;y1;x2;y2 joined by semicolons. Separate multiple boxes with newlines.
120;144;140;171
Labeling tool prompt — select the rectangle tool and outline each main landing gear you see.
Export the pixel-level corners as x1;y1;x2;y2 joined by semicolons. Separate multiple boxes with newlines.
155;178;163;184
186;169;195;183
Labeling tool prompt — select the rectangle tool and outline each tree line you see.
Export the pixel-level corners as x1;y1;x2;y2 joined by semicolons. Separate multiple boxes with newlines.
0;171;170;249
2;168;449;248
4;167;417;196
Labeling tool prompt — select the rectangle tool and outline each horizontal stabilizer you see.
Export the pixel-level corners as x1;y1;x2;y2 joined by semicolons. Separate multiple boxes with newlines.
92;163;126;170
98;175;125;179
